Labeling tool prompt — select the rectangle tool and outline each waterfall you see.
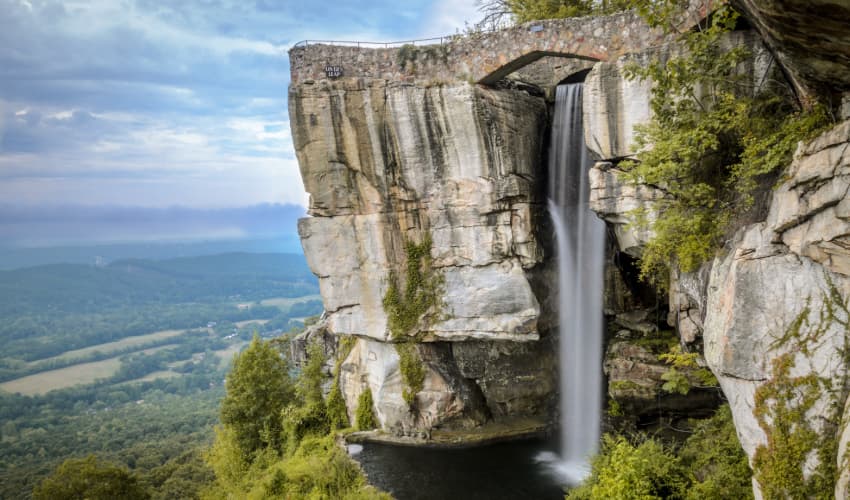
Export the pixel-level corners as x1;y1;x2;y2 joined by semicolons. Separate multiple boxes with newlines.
543;83;606;484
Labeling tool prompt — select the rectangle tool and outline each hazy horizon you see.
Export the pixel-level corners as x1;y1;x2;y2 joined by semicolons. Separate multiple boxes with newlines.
0;202;306;247
0;0;480;215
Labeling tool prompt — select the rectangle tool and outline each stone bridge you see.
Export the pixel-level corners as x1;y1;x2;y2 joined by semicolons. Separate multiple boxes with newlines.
288;4;709;86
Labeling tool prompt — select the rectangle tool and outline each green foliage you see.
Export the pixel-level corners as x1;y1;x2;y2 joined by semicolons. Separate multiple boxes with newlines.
748;288;850;498
658;344;717;395
1;384;222;498
143;449;214;500
327;378;350;431
207;336;386;499
0;252;316;369
752;353;834;498
245;436;390;500
679;405;753;500
381;236;438;409
620;4;829;283
501;0;632;22
220;335;295;455
355;387;377;430
570;405;752;500
33;455;150;500
327;336;356;431
567;435;688;500
396;343;426;406
383;236;442;341
606;399;624;417
280;343;332;454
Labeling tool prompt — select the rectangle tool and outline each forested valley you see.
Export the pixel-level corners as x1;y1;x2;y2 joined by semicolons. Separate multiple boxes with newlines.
0;252;322;498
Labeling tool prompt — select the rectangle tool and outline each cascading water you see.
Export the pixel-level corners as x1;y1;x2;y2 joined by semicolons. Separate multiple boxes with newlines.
537;83;606;485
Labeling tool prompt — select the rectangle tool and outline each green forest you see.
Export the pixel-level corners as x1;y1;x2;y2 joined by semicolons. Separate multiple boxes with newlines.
0;252;323;498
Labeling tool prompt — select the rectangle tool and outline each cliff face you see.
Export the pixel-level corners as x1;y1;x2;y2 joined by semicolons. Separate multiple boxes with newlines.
586;31;850;498
289;4;850;495
289;79;557;435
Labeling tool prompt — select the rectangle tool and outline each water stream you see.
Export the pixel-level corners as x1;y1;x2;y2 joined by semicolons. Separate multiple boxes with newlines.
540;82;606;484
353;83;605;496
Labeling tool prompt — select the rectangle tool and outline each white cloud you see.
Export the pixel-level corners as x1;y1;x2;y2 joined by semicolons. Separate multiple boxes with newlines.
419;0;481;36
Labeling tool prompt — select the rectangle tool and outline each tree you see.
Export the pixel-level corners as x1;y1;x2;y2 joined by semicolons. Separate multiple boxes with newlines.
355;388;377;430
219;335;294;455
477;0;632;26
33;455;150;500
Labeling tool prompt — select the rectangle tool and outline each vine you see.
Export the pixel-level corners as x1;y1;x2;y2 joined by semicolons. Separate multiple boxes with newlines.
752;284;850;497
382;235;442;408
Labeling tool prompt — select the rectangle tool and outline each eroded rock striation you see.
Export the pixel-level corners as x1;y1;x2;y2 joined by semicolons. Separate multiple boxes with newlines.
290;77;557;435
290;3;850;495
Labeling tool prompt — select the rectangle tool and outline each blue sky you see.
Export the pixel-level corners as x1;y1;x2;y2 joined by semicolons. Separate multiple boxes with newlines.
0;0;480;210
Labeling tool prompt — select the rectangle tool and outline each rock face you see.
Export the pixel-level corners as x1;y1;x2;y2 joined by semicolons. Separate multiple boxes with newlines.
588;161;665;256
293;81;546;344
290;9;850;496
731;0;850;104
701;121;850;496
580;14;850;494
290;77;557;433
582;30;774;161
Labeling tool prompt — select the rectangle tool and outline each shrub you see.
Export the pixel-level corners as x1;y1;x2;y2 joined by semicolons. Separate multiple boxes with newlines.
567;435;688;500
396;343;426;406
383;236;442;341
326;377;349;430
680;405;753;500
570;405;752;500
355;388;377;430
621;3;829;284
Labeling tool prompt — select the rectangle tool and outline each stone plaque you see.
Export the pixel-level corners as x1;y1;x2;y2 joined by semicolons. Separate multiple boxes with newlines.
325;65;343;78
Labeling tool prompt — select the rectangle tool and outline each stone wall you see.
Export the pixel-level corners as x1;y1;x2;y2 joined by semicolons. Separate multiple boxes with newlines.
288;4;713;87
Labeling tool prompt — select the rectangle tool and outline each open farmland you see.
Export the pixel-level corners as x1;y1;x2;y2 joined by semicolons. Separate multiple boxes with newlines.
0;357;124;395
259;294;322;309
29;328;201;365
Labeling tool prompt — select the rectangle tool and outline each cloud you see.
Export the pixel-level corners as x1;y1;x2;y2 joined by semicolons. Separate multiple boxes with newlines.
419;0;482;36
0;0;480;212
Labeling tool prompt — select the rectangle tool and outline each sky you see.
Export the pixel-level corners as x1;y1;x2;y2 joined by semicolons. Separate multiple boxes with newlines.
0;0;481;214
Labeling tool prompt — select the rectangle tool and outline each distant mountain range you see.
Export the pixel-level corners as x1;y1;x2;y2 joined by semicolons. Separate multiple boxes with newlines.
0;203;309;269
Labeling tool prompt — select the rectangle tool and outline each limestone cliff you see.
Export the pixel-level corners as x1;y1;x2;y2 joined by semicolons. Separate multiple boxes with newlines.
289;78;557;436
289;4;850;496
583;15;850;497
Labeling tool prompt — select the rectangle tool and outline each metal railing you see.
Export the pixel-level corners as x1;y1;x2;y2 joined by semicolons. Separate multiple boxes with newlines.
292;36;452;49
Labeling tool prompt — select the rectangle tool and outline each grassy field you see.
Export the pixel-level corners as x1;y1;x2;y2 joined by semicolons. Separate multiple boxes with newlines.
1;358;124;396
3;346;175;396
28;328;206;365
259;294;321;309
213;341;249;370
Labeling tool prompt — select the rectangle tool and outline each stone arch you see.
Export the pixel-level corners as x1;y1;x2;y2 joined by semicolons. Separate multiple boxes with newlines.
477;51;599;86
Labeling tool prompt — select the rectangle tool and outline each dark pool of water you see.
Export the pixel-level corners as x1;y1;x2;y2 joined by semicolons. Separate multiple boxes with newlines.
352;439;566;500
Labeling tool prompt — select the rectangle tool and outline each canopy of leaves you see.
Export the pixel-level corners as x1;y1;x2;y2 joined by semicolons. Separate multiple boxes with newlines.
206;336;387;499
479;0;633;25
33;455;150;500
569;404;753;499
621;4;829;283
220;335;295;455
